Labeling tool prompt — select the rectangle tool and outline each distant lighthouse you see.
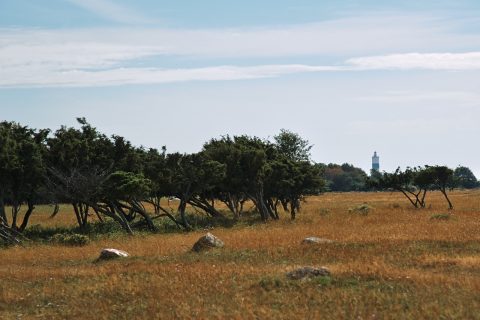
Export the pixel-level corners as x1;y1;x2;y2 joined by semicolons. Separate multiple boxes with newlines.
372;151;380;171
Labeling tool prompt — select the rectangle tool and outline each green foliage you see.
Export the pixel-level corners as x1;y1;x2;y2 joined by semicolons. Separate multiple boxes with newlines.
259;276;286;291
430;213;451;221
273;128;312;161
103;171;151;200
348;204;372;215
322;163;368;192
376;166;455;209
51;233;90;246
453;166;479;189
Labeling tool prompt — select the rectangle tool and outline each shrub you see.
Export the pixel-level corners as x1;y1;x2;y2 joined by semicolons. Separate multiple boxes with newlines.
348;204;372;216
51;233;90;246
430;213;451;221
259;276;285;291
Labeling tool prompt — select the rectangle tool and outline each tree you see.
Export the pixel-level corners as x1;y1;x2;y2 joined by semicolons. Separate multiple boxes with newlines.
454;166;479;189
374;167;426;208
273;129;313;162
0;121;48;231
424;166;455;210
323;163;368;192
164;152;226;229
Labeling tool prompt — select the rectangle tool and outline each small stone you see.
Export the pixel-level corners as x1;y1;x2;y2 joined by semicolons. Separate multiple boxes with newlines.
286;266;331;280
98;248;130;261
302;237;334;244
192;233;224;252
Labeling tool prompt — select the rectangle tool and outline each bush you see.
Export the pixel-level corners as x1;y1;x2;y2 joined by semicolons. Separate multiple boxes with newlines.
430;213;451;221
51;233;90;246
348;204;372;216
259;276;285;291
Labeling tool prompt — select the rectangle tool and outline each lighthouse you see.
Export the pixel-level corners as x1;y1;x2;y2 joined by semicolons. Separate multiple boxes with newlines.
372;151;380;172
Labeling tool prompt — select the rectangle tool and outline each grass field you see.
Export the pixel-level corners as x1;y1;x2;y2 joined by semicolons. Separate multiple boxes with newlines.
1;190;480;319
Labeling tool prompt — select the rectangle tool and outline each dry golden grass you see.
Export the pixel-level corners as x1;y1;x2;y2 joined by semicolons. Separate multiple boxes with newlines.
1;190;480;319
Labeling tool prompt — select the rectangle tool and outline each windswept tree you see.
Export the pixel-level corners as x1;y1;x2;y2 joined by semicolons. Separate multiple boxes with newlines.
162;152;226;229
0;121;48;232
423;166;455;210
374;167;426;208
265;158;324;219
204;133;324;221
375;166;455;210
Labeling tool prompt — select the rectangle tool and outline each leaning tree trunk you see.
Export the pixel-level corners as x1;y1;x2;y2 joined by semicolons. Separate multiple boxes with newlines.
440;188;454;210
18;200;35;232
49;203;60;219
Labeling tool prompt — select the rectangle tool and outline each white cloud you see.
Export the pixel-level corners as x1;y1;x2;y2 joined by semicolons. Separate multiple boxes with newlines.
355;90;480;106
0;64;343;88
347;52;480;70
66;0;154;24
1;13;480;88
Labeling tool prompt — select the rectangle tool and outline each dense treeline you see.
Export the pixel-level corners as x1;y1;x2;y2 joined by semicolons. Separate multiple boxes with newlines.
0;120;324;235
0;119;478;241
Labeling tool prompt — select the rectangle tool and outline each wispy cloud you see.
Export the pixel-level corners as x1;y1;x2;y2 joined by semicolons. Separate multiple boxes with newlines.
1;12;480;88
347;52;480;70
66;0;154;24
2;52;480;88
355;90;480;106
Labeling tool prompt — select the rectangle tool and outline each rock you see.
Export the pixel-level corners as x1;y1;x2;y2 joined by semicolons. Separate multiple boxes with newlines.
192;233;224;252
286;266;331;280
302;237;334;244
98;248;130;261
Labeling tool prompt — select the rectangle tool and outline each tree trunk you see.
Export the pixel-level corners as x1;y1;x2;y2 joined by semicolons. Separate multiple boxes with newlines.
131;200;157;231
49;203;60;219
399;189;418;208
178;200;192;231
188;197;224;218
18;201;35;232
440;188;454;210
251;189;269;221
11;202;21;230
420;189;427;208
0;195;7;225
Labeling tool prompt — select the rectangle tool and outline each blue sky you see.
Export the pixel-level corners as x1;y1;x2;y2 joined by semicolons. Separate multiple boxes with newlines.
1;0;479;176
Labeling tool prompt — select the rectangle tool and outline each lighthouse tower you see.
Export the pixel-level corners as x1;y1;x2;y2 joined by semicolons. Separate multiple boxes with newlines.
372;151;380;172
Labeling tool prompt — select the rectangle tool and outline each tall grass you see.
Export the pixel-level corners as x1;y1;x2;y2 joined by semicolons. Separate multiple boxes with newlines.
1;190;479;319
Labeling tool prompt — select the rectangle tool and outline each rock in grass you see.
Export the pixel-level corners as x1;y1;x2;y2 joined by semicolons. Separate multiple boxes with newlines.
302;237;334;245
192;233;224;252
98;248;130;261
286;266;331;280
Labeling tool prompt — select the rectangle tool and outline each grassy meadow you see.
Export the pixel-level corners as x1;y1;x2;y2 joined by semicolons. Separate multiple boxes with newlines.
1;190;480;319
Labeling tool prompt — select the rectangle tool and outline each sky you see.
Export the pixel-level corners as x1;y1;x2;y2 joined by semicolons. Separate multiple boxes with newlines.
1;0;479;177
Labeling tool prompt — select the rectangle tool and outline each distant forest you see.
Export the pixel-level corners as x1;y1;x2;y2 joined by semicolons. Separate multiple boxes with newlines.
0;118;478;236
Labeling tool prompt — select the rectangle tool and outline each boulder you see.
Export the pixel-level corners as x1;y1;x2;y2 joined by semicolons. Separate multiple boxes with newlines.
192;233;224;252
98;248;130;261
302;237;334;244
286;266;331;280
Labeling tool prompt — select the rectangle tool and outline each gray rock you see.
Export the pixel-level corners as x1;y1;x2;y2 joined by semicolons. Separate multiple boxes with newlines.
98;248;130;260
192;233;224;252
302;237;334;244
286;266;331;280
